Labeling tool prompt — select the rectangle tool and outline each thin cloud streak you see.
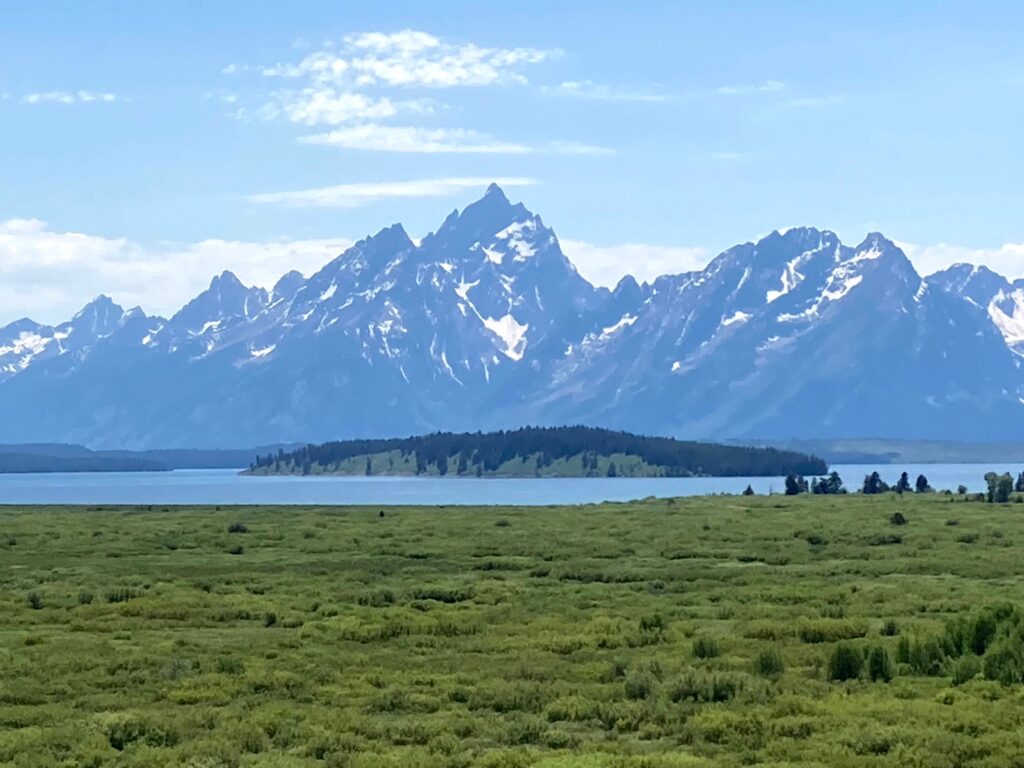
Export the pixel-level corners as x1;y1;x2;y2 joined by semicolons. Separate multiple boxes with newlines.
247;177;537;208
22;90;117;105
547;80;672;103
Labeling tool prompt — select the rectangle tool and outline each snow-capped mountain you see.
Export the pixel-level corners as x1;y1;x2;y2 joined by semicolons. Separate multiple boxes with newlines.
2;185;1022;447
929;263;1024;360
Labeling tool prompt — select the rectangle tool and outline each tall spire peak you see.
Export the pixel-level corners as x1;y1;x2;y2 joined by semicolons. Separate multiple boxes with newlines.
484;182;509;202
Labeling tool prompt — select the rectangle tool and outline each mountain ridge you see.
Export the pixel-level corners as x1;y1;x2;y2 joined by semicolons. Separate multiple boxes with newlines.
2;185;1023;448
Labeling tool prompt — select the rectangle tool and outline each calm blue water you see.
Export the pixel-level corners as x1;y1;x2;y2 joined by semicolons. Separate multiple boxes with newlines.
0;463;1010;506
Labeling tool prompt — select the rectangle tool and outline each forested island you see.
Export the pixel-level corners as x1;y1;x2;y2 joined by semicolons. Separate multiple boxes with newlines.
244;426;827;478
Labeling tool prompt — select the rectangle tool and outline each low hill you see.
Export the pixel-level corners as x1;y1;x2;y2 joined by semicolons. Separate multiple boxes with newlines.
0;443;304;472
244;426;826;479
741;437;1024;465
0;452;168;474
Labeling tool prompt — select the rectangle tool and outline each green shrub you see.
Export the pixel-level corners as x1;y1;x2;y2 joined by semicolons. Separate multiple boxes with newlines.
106;587;137;603
639;612;666;633
896;635;911;664
983;640;1024;685
952;655;982;686
692;636;720;659
828;643;863;681
753;648;785;679
227;522;249;533
623;670;656;700
908;637;947;676
669;671;741;703
26;592;43;610
798;620;868;644
867;645;894;682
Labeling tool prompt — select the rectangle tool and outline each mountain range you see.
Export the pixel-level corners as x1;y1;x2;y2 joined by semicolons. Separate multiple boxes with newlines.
3;183;1022;448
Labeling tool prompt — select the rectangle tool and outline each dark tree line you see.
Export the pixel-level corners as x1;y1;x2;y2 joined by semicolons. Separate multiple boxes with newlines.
250;426;827;477
784;471;845;495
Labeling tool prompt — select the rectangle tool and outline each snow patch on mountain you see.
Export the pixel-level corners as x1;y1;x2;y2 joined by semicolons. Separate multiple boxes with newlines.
482;314;529;361
601;314;638;337
990;291;1024;346
721;310;751;327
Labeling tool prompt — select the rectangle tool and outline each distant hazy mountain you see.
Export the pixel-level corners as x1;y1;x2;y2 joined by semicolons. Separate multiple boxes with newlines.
2;184;1022;448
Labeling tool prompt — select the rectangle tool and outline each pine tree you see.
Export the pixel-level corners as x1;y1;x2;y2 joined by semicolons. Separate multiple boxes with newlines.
785;474;806;496
862;471;886;494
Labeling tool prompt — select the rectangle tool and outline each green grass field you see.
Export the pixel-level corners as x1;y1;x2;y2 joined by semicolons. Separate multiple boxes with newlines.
3;494;1024;767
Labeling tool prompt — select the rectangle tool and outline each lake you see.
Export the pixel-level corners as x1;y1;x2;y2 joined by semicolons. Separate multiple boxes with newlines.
0;463;1012;506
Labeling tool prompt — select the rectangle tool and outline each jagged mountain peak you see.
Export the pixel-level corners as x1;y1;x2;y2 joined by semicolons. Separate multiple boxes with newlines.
855;231;901;254
484;181;509;201
366;222;413;252
210;270;244;289
170;269;267;334
762;226;828;244
429;185;536;253
271;270;306;302
613;274;642;297
4;189;1024;447
70;295;126;334
928;262;1011;302
73;294;121;317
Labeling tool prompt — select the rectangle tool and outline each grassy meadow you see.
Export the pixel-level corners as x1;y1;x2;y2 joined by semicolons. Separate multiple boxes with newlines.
3;493;1024;766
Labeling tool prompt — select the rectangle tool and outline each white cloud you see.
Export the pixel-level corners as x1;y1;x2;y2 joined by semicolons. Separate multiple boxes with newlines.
0;218;352;325
560;239;710;287
300;125;530;153
717;80;785;95
264;30;556;89
243;30;610;158
898;241;1024;280
548;80;672;102
247;176;537;208
22;90;117;105
272;89;413;125
299;127;612;155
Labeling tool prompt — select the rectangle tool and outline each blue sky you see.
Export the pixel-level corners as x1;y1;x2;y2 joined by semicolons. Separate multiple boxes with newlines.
4;1;1024;323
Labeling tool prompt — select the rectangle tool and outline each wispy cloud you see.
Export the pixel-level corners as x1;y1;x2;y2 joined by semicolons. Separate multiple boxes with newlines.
300;126;612;155
0;218;352;324
22;90;117;105
231;30;607;162
267;89;420;126
547;80;672;103
263;30;557;89
898;241;1024;280
560;239;709;287
716;80;785;95
300;125;530;154
247;177;537;208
